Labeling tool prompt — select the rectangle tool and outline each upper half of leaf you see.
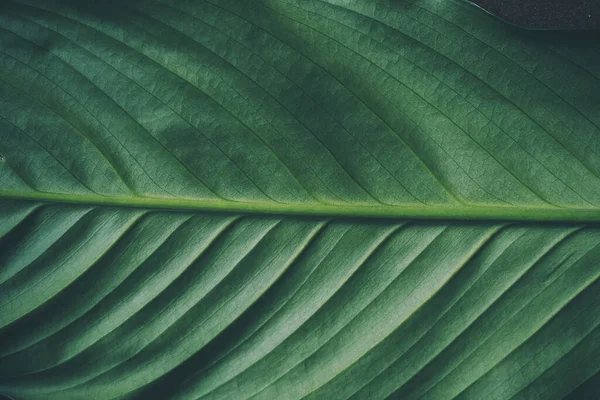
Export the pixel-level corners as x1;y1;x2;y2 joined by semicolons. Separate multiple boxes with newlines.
0;0;599;215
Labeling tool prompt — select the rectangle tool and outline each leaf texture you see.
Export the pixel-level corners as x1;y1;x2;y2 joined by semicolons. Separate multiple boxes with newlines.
0;0;599;399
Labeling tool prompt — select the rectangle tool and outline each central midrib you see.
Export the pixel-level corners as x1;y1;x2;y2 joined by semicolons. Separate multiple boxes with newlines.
3;190;600;223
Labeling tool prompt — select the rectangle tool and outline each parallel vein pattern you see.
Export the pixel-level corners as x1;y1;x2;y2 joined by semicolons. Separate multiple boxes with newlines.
1;202;600;399
1;0;600;399
0;0;599;208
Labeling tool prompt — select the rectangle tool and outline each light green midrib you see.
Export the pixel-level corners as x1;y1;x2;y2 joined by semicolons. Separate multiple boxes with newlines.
3;190;600;223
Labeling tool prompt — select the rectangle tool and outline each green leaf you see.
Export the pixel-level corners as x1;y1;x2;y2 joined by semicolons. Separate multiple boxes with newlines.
0;0;599;399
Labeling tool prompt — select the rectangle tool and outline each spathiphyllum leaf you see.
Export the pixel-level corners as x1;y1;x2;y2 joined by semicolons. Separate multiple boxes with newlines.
1;0;599;399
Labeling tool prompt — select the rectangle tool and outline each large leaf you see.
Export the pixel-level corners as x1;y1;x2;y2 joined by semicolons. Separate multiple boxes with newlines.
1;0;599;399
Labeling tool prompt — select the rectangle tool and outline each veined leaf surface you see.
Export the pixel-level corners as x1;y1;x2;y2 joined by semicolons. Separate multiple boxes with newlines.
0;0;599;399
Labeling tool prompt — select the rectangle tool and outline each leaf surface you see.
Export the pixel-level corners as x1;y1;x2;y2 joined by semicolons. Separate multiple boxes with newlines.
1;0;599;399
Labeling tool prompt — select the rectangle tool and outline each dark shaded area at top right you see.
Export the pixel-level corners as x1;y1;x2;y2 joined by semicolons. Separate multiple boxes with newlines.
473;0;600;30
